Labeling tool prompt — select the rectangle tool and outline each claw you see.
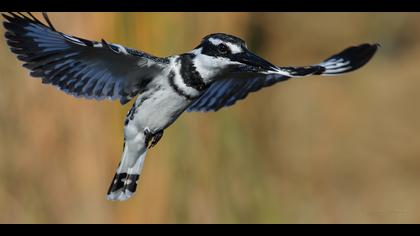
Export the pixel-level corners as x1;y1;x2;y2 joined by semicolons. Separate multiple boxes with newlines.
149;130;164;149
144;128;152;147
143;128;164;149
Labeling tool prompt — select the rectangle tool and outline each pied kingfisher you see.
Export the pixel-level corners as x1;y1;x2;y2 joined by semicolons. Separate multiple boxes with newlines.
3;12;379;201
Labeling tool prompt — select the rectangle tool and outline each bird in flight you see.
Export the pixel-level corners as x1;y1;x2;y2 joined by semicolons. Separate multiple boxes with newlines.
3;12;379;201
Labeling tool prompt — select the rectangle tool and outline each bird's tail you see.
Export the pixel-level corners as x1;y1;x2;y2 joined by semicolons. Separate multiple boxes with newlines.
107;140;147;201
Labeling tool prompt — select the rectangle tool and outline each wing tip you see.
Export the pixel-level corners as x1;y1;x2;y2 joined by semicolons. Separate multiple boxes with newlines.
41;12;56;31
321;42;380;75
366;42;381;53
2;12;53;31
353;42;380;69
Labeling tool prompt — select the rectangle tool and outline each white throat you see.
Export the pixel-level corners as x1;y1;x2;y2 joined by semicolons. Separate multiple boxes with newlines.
190;48;239;84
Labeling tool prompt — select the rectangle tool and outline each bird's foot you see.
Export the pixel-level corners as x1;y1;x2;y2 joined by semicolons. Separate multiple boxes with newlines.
144;128;164;149
149;130;164;148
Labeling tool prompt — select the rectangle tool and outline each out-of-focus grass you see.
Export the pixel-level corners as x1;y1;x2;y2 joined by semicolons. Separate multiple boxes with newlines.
1;12;420;223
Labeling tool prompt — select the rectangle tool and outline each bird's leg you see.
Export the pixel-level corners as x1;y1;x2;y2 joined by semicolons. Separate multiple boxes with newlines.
143;128;164;149
144;128;153;148
149;130;164;149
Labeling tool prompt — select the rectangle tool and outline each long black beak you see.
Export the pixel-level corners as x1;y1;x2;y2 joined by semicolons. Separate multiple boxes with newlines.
236;50;278;72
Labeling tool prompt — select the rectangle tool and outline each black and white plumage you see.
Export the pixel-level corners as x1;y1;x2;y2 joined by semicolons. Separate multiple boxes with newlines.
2;12;379;201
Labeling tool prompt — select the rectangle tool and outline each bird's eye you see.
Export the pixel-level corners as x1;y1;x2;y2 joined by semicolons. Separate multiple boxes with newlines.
217;43;229;54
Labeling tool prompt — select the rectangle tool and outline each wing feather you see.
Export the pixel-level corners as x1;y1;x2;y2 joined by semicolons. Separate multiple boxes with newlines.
188;43;379;112
3;12;169;104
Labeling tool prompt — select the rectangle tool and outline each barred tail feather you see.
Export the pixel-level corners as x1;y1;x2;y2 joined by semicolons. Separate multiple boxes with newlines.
107;142;147;201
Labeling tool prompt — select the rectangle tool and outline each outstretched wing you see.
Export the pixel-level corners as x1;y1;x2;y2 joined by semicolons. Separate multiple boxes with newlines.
187;43;379;112
3;12;169;105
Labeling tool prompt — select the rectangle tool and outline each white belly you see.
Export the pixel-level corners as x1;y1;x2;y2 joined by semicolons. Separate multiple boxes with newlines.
124;71;194;139
132;88;190;132
124;60;204;139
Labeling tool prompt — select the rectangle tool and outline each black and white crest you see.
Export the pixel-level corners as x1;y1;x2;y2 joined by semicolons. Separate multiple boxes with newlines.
198;33;246;57
203;33;246;46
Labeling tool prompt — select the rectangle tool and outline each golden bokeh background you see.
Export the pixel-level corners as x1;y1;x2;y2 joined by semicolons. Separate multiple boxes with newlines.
0;12;419;223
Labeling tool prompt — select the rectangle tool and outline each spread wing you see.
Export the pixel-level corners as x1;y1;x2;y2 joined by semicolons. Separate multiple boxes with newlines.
187;43;379;112
3;12;169;105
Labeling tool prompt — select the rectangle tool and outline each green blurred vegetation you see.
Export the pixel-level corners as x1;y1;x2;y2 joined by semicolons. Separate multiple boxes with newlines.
0;12;419;223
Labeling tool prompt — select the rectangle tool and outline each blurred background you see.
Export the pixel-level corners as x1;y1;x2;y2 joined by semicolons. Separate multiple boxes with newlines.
0;12;419;223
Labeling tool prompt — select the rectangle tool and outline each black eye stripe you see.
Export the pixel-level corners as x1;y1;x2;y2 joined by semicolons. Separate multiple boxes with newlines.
217;43;230;54
200;41;234;57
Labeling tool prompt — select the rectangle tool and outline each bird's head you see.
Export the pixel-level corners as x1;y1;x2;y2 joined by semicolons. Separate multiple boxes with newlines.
190;33;278;82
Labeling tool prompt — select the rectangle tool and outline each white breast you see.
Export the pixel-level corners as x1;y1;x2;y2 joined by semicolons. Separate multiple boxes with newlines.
129;72;192;134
